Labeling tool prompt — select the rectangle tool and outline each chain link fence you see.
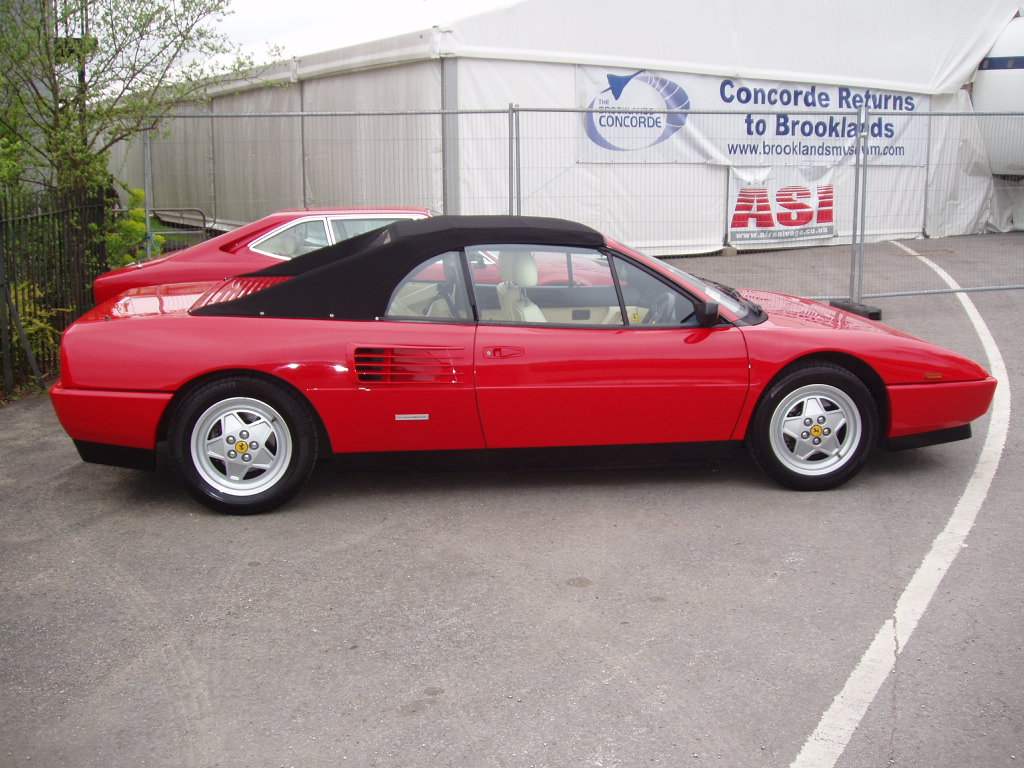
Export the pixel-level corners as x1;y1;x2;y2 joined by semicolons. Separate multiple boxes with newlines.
116;106;1023;299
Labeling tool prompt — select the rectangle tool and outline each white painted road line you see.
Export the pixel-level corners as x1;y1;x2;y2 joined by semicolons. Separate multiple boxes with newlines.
790;242;1012;768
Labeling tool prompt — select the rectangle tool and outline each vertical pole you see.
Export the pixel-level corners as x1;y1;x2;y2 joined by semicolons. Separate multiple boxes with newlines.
508;104;515;215
722;165;733;247
921;111;932;237
300;76;309;209
441;58;460;215
143;128;153;261
855;107;870;303
848;106;869;303
208;103;218;225
514;106;522;215
848;117;862;301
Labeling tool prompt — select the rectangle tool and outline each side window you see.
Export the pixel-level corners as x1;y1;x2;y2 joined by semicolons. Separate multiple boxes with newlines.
470;245;622;326
611;255;697;326
252;219;329;258
330;217;401;241
385;252;472;321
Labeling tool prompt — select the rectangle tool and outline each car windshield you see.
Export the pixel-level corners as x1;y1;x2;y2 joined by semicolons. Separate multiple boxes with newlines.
650;259;752;320
610;241;753;319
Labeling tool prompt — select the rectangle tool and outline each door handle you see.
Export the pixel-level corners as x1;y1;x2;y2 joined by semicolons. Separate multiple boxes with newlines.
483;346;525;359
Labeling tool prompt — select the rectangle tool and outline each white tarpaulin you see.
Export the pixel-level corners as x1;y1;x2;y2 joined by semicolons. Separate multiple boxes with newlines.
443;0;1020;96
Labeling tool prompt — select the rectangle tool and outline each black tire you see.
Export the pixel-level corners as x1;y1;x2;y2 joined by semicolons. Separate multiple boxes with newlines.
747;363;878;491
168;377;318;514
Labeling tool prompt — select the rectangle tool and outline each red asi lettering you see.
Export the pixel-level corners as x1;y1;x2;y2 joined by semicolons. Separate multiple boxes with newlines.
816;185;834;224
775;186;814;227
730;188;775;228
732;185;837;229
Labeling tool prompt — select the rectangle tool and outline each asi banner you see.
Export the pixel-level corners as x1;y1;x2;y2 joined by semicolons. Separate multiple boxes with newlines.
577;67;929;167
727;168;838;245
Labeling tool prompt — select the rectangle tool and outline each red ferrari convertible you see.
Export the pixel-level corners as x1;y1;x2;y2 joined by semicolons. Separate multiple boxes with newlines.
92;207;430;305
53;216;996;514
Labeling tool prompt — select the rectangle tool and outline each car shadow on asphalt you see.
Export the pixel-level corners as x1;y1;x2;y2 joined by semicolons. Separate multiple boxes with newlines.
301;452;767;501
97;448;754;517
111;442;968;517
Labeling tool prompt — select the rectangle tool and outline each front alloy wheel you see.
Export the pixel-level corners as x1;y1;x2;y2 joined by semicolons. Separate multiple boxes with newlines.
748;364;878;490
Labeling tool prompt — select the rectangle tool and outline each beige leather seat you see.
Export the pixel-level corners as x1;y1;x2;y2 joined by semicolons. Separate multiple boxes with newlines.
497;252;546;323
425;253;469;318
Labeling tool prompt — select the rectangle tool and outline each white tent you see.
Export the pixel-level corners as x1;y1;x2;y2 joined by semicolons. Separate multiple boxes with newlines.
441;0;1017;94
124;0;1023;252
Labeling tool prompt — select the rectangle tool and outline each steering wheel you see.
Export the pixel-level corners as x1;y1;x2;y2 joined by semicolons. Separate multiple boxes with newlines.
642;292;677;325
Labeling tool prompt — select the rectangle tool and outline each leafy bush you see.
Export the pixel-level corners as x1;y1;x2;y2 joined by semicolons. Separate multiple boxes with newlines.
105;189;164;270
6;281;69;361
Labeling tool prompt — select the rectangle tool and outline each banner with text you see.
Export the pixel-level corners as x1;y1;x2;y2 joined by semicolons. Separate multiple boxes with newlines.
578;67;929;167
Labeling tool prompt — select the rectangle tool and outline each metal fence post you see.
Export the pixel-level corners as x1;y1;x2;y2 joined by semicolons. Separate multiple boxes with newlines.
848;109;861;302
441;59;460;215
300;82;309;209
832;106;882;319
143;128;154;261
506;104;523;215
208;102;218;224
848;106;868;304
856;106;869;304
921;111;933;237
508;104;516;215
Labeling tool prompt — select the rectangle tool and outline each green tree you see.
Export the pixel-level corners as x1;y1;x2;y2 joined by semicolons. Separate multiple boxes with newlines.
0;0;257;192
1;71;28;184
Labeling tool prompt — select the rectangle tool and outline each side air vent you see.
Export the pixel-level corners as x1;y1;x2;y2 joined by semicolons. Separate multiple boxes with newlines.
354;346;466;384
190;276;292;310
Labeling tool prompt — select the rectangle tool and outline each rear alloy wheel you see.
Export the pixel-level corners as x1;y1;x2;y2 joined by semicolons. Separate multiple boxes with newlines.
169;377;317;514
748;364;878;491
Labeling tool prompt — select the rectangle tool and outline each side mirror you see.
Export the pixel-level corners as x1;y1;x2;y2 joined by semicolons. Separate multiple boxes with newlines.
694;301;720;328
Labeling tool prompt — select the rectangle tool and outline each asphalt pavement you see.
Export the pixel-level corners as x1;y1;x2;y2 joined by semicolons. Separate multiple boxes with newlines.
1;234;1021;768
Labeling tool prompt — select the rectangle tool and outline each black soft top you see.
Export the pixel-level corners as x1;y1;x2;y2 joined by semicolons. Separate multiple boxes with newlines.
191;215;607;320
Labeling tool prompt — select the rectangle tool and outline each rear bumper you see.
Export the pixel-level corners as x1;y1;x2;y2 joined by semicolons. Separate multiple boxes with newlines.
50;383;172;455
73;439;156;470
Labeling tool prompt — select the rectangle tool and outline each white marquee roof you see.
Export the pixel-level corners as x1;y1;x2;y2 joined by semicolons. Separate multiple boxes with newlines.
439;0;1021;94
241;0;1021;96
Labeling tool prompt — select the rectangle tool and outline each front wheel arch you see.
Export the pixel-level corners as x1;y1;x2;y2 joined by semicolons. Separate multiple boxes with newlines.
754;353;889;443
801;353;888;434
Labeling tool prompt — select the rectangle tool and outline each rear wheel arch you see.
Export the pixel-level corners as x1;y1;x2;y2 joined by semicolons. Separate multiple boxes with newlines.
159;370;329;453
162;371;329;514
